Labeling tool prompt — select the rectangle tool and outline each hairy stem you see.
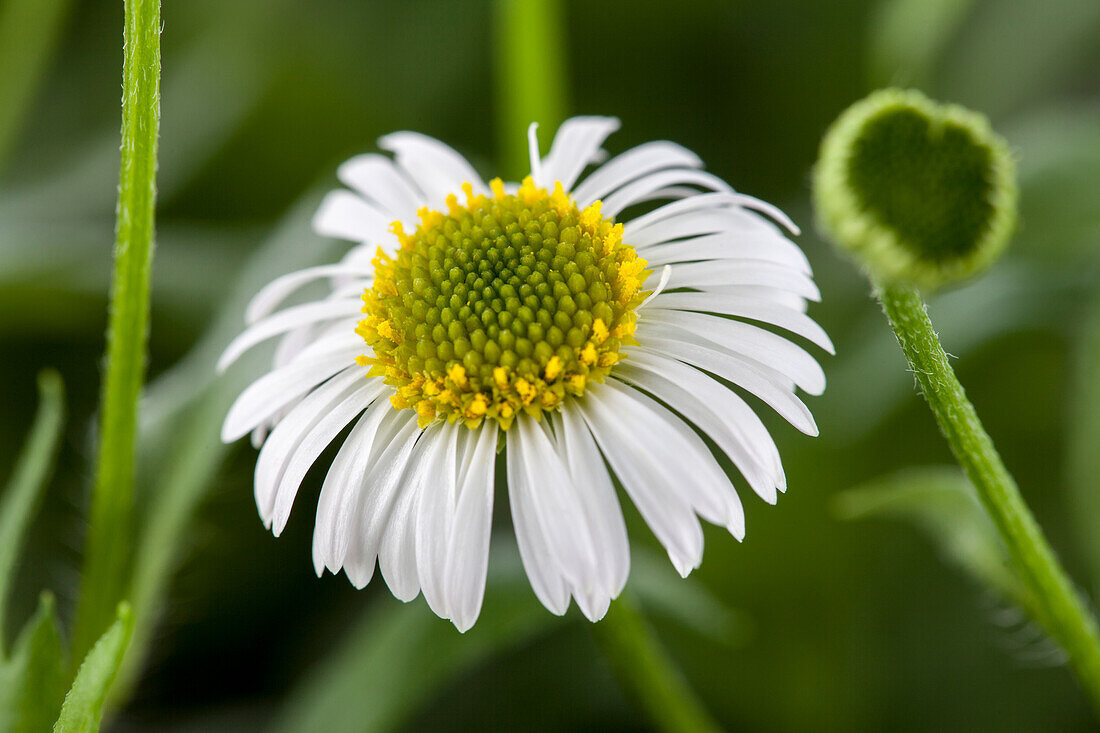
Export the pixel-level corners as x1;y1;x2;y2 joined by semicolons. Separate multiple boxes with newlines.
72;0;161;665
877;281;1100;712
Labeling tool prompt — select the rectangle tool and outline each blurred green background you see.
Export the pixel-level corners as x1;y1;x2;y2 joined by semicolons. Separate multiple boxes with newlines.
2;0;1099;730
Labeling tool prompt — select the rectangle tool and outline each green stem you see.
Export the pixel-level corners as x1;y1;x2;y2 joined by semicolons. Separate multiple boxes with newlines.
0;0;74;177
593;596;722;733
493;0;568;180
72;0;161;665
876;281;1100;711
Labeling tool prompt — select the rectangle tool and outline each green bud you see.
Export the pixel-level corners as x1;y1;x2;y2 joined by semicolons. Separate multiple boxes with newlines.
813;88;1017;289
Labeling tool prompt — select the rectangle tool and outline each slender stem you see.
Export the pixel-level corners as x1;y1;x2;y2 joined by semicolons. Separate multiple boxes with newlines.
493;0;568;180
72;0;161;664
876;281;1100;711
0;0;74;177
593;596;722;733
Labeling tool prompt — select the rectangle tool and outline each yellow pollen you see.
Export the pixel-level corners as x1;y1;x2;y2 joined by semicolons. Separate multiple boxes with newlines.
544;356;563;381
592;318;609;343
447;363;468;388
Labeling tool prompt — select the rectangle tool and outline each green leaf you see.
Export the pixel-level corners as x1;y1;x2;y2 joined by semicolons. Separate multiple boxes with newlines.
0;592;66;733
53;603;134;733
0;369;65;657
1067;300;1100;595
833;466;1036;614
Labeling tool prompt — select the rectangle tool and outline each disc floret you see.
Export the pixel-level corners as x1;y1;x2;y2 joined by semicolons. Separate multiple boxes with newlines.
357;177;650;429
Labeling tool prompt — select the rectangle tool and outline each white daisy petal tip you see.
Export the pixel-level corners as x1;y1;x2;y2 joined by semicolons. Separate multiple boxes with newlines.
220;116;828;632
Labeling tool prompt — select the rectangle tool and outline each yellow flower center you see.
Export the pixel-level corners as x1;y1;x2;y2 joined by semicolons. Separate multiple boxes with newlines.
356;176;650;429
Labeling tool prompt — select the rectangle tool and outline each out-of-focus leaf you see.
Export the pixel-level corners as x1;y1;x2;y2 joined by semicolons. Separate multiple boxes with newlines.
0;370;65;657
869;0;976;88
0;0;73;175
630;550;752;648
53;603;133;733
273;543;747;733
823;264;1088;442
1006;104;1100;263
0;223;252;339
939;0;1100;118
0;25;274;218
0;592;66;733
1067;301;1100;595
834;467;1036;614
272;549;564;733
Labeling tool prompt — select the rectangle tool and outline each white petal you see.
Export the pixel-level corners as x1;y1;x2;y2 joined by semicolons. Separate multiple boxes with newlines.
317;405;409;574
556;405;630;598
312;190;393;243
444;423;499;632
378;429;442;603
378;131;486;205
513;418;600;599
342;414;422;588
632;340;818;436
416;421;461;618
624;192;798;240
639;310;826;395
648;292;833;353
615;354;782;504
221;344;362;442
637;233;810;274
628;212;809;273
665;260;821;301
575;384;706;575
269;379;386;535
244;265;375;325
538;116;621;191
312;400;393;575
252;368;366;528
593;381;742;536
602;169;732;217
337;153;425;221
218;299;363;372
506;429;570;615
572;141;703;206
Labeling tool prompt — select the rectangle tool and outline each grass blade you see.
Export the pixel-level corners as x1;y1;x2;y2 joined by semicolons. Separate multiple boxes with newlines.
0;370;65;657
0;592;66;733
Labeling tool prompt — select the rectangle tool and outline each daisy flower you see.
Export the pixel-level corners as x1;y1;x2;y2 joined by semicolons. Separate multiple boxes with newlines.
218;117;831;632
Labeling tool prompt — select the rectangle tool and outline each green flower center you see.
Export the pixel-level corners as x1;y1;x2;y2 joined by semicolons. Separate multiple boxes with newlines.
357;176;650;429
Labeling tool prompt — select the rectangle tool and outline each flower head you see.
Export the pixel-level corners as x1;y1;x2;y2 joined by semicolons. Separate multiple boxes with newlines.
219;117;831;631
